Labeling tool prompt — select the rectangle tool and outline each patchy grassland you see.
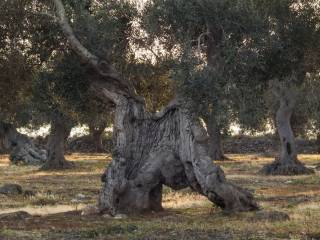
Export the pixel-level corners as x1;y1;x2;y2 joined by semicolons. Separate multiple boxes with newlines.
0;153;320;240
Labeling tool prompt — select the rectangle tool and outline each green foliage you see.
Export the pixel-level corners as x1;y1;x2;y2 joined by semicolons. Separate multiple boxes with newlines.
302;73;320;137
143;0;270;132
125;59;175;112
2;0;320;138
0;0;35;126
144;0;320;135
257;0;320;135
28;0;138;128
32;53;89;124
260;0;320;81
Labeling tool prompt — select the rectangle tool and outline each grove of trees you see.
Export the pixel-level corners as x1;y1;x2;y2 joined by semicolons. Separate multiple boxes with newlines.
0;0;320;215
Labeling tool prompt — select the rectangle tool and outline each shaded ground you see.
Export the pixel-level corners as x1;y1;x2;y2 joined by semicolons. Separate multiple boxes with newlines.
0;153;320;239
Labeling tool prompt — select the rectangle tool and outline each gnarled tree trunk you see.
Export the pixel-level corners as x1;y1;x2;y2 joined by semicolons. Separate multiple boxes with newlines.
97;97;258;214
88;123;107;153
52;0;258;215
0;122;47;165
260;87;313;175
41;115;73;170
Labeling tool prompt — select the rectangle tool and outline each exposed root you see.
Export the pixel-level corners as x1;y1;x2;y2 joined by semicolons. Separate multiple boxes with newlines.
260;159;314;176
208;182;259;212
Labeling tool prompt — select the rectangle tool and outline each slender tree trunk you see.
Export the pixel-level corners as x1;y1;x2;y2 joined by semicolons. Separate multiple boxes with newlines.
205;114;228;161
260;88;313;175
0;122;47;165
89;123;107;153
41;115;73;170
203;24;228;161
0;138;6;154
92;130;104;152
316;134;320;153
316;134;320;170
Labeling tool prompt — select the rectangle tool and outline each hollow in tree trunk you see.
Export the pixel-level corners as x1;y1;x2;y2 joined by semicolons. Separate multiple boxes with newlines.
89;123;107;153
0;122;47;165
260;88;313;175
52;0;259;215
41;115;73;170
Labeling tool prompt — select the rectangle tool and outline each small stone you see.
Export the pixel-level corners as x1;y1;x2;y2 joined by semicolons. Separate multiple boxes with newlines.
81;205;99;216
76;193;86;200
0;184;23;195
114;214;127;219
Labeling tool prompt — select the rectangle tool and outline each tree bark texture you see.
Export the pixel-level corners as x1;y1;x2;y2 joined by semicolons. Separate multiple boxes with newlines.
41;115;73;170
0;122;47;165
203;22;227;161
260;88;313;175
97;96;258;215
205;114;228;161
52;0;259;215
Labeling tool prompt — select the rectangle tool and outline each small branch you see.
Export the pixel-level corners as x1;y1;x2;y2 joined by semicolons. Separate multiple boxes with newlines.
196;31;210;57
39;11;58;20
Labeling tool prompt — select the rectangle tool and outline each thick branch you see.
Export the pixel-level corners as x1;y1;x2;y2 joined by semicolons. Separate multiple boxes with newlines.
52;0;136;99
53;0;100;66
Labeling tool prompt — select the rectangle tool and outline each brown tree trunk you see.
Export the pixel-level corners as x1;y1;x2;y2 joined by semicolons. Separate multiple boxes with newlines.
88;123;107;153
41;115;73;170
260;88;313;175
316;134;320;170
52;0;258;215
205;114;228;161
316;134;320;153
0;122;47;165
203;24;228;161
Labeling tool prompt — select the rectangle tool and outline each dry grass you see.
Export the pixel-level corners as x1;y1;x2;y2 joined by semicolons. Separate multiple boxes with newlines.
0;153;320;239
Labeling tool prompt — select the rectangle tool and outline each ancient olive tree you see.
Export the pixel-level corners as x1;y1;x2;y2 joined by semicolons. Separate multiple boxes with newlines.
45;0;258;214
258;0;320;175
0;0;47;165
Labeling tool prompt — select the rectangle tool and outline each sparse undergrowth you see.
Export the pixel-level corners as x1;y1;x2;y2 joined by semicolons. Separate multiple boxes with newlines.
0;153;320;240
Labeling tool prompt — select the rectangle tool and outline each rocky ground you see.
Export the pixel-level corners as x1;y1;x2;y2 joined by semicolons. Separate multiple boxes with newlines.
0;153;320;239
